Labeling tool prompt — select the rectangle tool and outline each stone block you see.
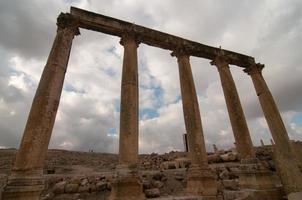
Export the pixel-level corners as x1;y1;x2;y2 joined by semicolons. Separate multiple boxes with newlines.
96;181;107;191
186;168;217;196
288;192;302;200
108;175;145;200
222;179;239;190
145;188;160;198
65;183;79;193
53;181;66;194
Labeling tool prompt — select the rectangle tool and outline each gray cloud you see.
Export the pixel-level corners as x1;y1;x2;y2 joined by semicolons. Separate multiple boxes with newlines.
0;0;301;153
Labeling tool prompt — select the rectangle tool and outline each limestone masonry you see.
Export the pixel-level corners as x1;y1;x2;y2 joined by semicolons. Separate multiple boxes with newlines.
1;6;302;200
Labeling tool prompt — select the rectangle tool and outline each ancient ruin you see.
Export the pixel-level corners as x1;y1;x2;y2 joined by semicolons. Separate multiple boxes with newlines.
1;6;302;200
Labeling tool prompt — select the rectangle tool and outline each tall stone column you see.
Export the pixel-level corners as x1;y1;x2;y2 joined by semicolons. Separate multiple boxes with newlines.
245;63;302;198
173;49;217;197
2;13;79;200
109;33;144;200
212;56;277;195
118;33;139;167
211;55;255;160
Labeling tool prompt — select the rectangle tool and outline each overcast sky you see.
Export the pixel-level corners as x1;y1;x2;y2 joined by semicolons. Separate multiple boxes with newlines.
0;0;301;154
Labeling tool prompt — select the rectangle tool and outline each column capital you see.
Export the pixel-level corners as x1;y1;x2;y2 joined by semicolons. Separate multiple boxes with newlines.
171;46;190;58
210;54;230;69
57;13;80;36
119;30;141;47
244;63;265;75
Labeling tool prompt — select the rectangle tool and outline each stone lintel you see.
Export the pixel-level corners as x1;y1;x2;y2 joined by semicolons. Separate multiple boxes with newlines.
69;6;255;67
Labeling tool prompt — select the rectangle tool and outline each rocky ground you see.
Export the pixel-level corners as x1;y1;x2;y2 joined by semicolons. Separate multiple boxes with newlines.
0;145;282;199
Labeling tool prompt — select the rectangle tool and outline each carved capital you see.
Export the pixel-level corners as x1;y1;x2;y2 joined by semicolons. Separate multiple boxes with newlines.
57;13;80;36
210;54;230;69
119;29;141;47
244;63;265;75
171;46;190;58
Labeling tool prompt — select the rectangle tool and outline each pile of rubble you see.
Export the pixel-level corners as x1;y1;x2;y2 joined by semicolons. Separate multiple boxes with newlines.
42;175;112;200
0;144;287;200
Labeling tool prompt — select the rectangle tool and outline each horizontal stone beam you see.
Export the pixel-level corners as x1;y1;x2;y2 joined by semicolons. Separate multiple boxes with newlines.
70;7;254;67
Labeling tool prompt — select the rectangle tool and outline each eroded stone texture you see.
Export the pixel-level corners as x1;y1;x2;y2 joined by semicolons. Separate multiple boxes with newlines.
211;55;279;198
2;13;79;200
174;49;217;197
1;7;299;200
244;63;302;196
70;7;254;67
118;32;140;167
211;55;255;160
109;32;145;200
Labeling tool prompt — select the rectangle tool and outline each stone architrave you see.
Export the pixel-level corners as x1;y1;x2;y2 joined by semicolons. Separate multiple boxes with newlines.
173;49;217;197
108;32;145;200
211;55;255;160
2;13;79;200
245;63;302;198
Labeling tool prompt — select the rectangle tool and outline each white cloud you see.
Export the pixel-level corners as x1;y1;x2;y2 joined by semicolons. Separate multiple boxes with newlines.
0;0;301;154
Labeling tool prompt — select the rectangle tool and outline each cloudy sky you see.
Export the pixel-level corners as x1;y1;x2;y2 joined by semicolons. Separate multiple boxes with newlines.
0;0;301;154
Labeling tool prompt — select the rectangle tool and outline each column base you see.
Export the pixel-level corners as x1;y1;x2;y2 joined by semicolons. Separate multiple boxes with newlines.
108;165;145;200
238;158;276;190
186;165;217;197
243;188;283;200
288;192;302;200
238;158;283;200
223;189;283;200
2;170;45;200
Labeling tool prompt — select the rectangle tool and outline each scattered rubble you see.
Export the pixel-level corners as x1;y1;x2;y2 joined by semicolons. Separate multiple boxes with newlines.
0;143;295;199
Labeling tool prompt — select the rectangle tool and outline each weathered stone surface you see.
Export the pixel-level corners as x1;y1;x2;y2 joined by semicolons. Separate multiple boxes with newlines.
53;181;67;194
220;152;238;162
2;14;79;200
152;172;165;181
96;181;107;191
223;190;251;200
161;161;177;170
118;33;140;167
108;175;145;200
52;193;80;200
288;191;302;200
142;180;151;191
152;180;164;189
212;55;255;160
175;52;217;197
77;184;90;193
145;188;160;198
222;179;239;190
238;159;276;190
176;53;208;168
70;7;254;67
174;172;185;181
64;183;79;193
1;6;298;200
245;63;302;195
174;158;191;169
186;166;217;196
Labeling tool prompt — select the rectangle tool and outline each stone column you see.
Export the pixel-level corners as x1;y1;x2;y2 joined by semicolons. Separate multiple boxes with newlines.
2;13;79;200
211;55;255;160
109;33;144;200
173;49;217;197
245;63;302;197
118;33;139;168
